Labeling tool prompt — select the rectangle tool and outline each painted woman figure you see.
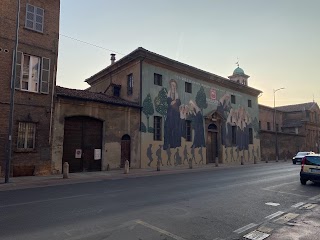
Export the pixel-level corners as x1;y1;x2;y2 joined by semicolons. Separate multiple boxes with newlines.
164;79;182;149
189;100;205;148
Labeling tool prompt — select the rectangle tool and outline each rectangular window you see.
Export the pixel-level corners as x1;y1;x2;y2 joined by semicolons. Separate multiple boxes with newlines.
17;122;36;150
248;99;252;108
113;85;121;97
25;4;44;33
186;120;192;141
232;126;236;144
267;122;271;130
276;124;279;132
127;73;133;95
154;73;162;86
249;128;253;144
154;116;162;141
185;82;192;93
15;52;50;94
231;95;236;104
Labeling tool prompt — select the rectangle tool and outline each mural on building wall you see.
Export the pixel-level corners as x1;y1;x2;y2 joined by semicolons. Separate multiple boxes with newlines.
141;70;260;167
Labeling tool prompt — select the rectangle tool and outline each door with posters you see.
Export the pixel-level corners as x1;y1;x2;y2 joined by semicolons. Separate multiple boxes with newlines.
62;116;103;172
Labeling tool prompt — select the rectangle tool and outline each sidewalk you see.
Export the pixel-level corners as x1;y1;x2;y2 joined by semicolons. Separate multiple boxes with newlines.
0;161;248;191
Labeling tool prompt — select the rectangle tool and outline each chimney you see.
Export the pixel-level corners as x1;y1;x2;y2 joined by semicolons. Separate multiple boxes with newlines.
110;53;116;65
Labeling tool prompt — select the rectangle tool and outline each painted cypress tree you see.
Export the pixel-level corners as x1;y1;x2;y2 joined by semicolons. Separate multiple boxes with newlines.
154;88;168;120
195;86;208;113
142;94;154;130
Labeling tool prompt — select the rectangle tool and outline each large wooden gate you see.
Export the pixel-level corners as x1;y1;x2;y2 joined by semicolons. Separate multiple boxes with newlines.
62;116;102;172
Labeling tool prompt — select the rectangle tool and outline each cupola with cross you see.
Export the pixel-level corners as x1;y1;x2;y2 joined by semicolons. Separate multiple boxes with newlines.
228;61;250;86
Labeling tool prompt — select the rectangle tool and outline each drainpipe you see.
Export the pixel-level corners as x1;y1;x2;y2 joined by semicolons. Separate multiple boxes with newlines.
49;64;56;145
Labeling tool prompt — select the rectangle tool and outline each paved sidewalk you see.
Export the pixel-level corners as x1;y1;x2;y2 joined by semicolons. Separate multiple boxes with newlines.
0;161;252;191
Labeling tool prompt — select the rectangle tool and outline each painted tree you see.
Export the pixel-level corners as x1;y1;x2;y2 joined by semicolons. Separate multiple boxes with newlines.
142;94;154;130
154;87;168;120
195;86;208;113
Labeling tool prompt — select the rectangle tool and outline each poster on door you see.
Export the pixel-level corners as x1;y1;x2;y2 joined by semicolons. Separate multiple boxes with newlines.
94;149;101;160
75;149;82;159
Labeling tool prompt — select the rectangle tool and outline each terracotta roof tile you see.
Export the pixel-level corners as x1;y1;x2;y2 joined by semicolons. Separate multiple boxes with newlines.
276;102;316;112
56;86;141;108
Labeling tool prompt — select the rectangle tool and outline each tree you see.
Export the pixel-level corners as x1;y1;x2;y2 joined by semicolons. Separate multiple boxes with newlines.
154;88;168;119
195;86;208;113
142;94;154;130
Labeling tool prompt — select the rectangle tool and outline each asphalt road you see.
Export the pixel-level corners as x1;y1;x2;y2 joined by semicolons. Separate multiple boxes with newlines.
1;162;320;240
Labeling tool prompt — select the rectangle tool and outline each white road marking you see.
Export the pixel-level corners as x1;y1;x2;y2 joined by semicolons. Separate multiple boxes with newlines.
310;194;320;201
265;211;284;220
262;188;307;197
0;193;92;208
135;219;186;240
263;181;299;190
291;202;305;208
265;202;280;206
234;223;258;234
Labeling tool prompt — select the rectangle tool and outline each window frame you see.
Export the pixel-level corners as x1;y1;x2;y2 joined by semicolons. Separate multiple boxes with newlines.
153;116;162;141
127;73;133;95
248;99;252;108
154;73;162;86
113;85;121;97
231;95;236;104
249;128;253;144
185;82;192;93
231;125;237;145
25;4;44;33
17;122;36;150
186;120;192;142
267;122;271;131
15;51;50;94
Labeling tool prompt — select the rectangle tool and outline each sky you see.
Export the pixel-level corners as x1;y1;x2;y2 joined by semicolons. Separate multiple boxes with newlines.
57;0;320;107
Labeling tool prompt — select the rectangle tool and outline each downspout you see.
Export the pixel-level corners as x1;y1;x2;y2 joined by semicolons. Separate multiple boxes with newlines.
49;64;56;145
139;58;144;168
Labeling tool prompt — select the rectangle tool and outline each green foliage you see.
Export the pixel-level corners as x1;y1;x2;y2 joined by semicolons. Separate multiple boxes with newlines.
142;94;154;118
140;122;146;132
154;88;168;118
195;86;208;111
142;94;154;129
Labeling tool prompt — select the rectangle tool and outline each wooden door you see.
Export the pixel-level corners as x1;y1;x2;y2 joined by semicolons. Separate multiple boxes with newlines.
120;135;131;168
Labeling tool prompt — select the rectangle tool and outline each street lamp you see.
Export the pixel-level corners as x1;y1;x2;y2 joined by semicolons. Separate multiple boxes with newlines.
274;87;285;162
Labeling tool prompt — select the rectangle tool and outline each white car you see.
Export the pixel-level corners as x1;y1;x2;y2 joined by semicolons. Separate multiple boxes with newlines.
292;151;315;164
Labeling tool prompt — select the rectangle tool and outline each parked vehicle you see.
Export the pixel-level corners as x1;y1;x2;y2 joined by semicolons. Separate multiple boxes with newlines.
292;151;315;164
300;154;320;185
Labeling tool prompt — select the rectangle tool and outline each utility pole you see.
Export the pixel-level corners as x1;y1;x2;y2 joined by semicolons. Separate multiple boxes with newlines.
273;87;285;162
5;0;20;183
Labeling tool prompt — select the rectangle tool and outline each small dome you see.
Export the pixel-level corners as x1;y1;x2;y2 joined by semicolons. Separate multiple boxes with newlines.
233;67;245;75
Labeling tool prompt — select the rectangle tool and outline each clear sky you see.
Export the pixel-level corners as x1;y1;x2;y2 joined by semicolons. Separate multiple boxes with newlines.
57;0;320;107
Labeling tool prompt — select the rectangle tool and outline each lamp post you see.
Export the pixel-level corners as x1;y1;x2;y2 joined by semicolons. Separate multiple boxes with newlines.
274;87;285;162
5;0;20;183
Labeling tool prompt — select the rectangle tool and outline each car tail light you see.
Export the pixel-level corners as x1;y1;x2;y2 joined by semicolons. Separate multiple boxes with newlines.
301;157;306;171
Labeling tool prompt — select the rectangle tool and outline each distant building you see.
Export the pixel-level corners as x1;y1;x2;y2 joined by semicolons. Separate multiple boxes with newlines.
56;47;262;171
0;0;60;176
259;102;320;160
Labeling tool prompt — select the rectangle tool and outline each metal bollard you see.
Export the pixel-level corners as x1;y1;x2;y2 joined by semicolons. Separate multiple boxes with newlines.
266;156;268;163
241;156;244;165
276;156;279;162
254;156;257;164
157;160;161;171
124;160;130;174
215;157;219;167
0;165;2;177
284;156;287;162
63;162;69;179
189;158;193;169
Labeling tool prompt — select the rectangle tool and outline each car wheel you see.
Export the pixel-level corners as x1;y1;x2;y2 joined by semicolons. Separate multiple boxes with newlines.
300;178;307;185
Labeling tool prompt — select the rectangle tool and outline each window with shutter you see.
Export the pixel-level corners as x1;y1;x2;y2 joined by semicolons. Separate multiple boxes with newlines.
41;57;50;94
25;4;44;33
